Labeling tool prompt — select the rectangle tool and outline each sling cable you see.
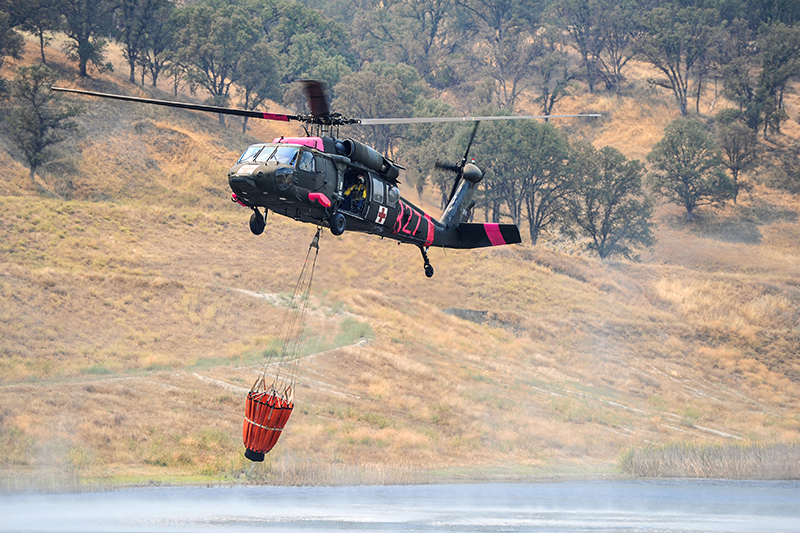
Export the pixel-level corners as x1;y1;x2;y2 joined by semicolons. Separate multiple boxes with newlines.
243;227;322;462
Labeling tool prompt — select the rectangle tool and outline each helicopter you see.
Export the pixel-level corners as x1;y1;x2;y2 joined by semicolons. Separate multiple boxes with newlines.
53;81;599;277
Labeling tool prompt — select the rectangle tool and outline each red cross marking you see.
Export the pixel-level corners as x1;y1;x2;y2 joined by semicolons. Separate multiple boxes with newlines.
376;206;388;225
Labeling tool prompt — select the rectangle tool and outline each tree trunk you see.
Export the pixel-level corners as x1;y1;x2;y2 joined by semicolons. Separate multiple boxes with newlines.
39;33;47;64
528;225;539;245
695;77;703;114
678;96;688;116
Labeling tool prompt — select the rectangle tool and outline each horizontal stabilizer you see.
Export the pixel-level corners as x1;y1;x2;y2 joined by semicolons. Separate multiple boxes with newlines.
456;223;521;249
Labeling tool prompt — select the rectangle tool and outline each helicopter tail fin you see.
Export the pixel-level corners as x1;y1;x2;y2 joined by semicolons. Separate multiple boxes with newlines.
456;222;521;249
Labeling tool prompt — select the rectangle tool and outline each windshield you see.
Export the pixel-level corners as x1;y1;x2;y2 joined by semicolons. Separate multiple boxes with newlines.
253;145;299;166
238;144;300;166
272;146;299;166
238;144;264;163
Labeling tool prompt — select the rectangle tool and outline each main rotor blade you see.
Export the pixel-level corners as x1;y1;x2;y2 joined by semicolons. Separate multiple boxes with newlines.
462;121;479;166
301;80;331;120
51;87;299;122
359;113;600;125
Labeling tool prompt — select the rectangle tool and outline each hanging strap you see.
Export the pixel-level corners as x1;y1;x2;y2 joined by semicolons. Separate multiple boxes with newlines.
252;227;322;394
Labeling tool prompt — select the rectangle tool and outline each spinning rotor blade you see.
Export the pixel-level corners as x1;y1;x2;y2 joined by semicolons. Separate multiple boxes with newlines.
53;83;602;131
446;122;480;202
301;80;331;120
51;87;299;122
359;113;600;125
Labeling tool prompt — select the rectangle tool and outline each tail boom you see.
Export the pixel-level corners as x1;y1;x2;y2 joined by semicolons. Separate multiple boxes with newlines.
452;222;522;249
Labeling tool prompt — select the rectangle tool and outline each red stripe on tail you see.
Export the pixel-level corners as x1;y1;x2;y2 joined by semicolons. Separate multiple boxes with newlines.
484;223;506;246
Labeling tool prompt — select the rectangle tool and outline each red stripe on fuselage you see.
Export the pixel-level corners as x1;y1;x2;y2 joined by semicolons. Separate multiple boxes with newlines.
485;223;506;246
424;213;434;247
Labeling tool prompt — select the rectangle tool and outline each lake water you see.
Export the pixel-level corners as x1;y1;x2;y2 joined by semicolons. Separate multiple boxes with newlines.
2;479;799;532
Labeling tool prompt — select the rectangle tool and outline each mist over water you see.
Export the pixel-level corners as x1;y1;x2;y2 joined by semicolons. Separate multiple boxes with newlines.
2;480;798;533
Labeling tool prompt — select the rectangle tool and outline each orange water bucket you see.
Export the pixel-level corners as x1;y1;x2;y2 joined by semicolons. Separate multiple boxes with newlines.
242;387;293;462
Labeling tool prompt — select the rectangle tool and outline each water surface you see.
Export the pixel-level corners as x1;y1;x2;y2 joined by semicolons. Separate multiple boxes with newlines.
2;479;798;532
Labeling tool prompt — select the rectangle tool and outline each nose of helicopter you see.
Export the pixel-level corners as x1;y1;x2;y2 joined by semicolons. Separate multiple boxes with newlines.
229;164;262;205
228;164;295;205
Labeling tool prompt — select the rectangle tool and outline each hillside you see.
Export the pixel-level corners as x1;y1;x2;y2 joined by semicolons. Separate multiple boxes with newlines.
1;37;800;489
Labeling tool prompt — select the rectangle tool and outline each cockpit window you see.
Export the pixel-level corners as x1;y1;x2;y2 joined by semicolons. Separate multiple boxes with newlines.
238;144;264;163
298;151;315;172
254;146;277;162
271;146;299;166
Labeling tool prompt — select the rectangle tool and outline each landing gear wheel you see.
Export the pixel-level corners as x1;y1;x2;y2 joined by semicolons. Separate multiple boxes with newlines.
249;208;266;235
420;246;434;278
329;212;346;236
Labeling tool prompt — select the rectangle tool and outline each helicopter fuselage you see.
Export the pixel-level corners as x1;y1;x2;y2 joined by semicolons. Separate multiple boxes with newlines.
228;135;454;249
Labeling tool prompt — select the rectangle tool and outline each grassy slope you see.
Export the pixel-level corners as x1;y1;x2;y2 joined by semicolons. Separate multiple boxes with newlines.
1;38;799;488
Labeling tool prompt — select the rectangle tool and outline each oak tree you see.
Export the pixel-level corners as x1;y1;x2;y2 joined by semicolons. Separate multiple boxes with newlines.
647;118;734;221
172;0;260;126
566;143;655;259
7;65;82;182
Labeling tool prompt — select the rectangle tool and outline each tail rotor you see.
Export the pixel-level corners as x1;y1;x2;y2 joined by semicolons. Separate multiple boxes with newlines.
436;122;480;204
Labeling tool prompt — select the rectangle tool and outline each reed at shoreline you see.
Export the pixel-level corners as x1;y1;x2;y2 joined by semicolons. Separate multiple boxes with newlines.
620;442;800;479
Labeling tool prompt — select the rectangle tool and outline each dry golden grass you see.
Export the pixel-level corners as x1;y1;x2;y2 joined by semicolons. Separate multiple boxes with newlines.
621;442;800;479
1;39;800;488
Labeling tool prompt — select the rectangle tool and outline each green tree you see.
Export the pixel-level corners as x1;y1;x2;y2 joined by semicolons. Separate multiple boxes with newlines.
7;64;82;182
457;0;550;109
553;0;604;93
474;115;531;224
280;32;353;91
722;22;800;137
172;0;260;126
596;0;643;98
715;109;758;203
554;0;644;98
532;25;578;116
256;0;356;87
393;96;462;206
115;0;169;84
744;0;800;28
138;0;175;87
0;7;23;95
475;119;573;243
637;5;722;116
60;0;115;77
755;23;800;136
356;0;463;88
236;39;281;134
566;143;655;259
333;62;431;155
15;0;64;65
647;118;734;221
